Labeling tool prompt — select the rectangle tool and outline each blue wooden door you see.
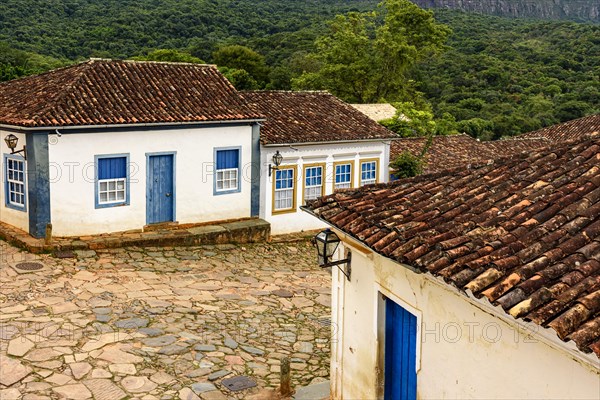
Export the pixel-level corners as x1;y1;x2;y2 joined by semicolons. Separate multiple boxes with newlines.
147;154;174;224
384;298;417;400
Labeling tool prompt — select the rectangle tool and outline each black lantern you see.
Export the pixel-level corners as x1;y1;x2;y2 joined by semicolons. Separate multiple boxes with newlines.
269;151;283;177
313;228;351;280
4;134;26;160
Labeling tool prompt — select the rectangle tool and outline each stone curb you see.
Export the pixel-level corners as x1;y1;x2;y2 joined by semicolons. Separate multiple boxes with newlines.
0;219;271;254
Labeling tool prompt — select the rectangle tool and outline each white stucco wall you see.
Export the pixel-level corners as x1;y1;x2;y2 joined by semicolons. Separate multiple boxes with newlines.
330;236;600;400
260;141;390;235
0;130;29;232
47;125;253;236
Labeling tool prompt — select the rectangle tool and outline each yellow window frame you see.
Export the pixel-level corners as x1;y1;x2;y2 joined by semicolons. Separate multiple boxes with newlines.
359;158;380;186
272;165;298;215
332;160;355;192
302;163;326;205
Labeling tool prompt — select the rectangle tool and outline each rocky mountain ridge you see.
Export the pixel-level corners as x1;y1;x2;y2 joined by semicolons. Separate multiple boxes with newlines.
412;0;599;22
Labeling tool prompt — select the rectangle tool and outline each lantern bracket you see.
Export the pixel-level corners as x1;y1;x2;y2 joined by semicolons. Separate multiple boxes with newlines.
323;251;352;280
312;228;352;281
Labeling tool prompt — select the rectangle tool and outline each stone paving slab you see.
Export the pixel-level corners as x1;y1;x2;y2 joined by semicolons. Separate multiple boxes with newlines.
293;380;330;400
0;239;331;399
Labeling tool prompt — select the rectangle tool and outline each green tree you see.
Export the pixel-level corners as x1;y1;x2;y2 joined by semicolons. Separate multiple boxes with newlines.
132;49;204;63
389;150;425;179
292;0;451;103
212;45;269;87
381;102;457;137
0;42;63;82
456;118;495;140
555;100;591;121
219;67;259;90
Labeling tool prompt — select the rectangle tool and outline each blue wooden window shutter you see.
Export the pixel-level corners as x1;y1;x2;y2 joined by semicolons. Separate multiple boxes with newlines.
98;157;126;179
216;149;239;170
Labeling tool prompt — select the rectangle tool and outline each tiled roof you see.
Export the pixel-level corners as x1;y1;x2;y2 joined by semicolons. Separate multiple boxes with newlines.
484;137;552;157
350;103;397;122
391;134;493;173
0;59;262;128
518;114;600;142
241;91;398;145
390;134;551;174
305;137;600;358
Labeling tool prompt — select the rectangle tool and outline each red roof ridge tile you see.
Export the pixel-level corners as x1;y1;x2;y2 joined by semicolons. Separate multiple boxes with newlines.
89;57;219;68
243;90;332;94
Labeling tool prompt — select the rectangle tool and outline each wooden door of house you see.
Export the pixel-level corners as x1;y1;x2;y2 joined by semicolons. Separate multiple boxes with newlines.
147;154;174;224
384;297;417;400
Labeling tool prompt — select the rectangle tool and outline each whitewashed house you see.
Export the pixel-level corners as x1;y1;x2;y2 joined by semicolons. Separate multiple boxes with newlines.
0;61;399;239
0;59;264;237
242;91;398;234
304;137;600;399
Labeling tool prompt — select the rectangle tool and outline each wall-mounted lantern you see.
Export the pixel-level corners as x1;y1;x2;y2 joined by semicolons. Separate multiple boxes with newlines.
313;228;351;280
269;151;283;177
4;134;26;160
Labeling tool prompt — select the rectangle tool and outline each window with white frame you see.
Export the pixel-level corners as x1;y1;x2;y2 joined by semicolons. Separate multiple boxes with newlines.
304;165;323;202
97;156;128;206
274;167;295;212
360;160;378;186
215;148;240;193
5;157;25;209
334;163;352;190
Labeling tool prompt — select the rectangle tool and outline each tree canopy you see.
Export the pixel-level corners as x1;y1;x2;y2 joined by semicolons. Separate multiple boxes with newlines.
292;0;451;103
1;1;598;138
131;49;204;63
381;102;458;137
212;45;269;88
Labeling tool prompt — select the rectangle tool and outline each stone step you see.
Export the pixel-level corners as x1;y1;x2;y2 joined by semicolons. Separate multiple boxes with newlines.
293;380;330;400
0;218;270;253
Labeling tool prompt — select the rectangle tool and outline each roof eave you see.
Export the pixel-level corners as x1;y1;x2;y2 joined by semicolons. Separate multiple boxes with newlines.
262;137;397;147
300;205;600;367
0;118;266;132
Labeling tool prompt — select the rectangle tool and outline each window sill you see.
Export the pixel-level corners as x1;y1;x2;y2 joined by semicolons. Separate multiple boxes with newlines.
214;188;241;196
5;203;26;212
95;202;129;209
272;208;297;215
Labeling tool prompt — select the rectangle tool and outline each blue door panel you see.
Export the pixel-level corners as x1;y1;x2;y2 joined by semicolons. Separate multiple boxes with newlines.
385;298;417;400
147;155;174;224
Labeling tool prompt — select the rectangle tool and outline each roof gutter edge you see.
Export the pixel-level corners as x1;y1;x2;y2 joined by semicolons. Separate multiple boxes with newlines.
0;118;266;132
263;137;397;147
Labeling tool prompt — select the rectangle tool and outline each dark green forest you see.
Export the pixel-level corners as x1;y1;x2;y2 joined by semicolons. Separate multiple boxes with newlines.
0;0;598;138
0;0;378;61
414;11;600;139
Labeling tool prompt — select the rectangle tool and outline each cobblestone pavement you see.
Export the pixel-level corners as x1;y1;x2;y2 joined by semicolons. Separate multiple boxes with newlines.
0;240;332;399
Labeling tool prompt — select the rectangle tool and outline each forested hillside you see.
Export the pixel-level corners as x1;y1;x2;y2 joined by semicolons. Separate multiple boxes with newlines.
413;11;600;139
0;0;378;60
1;0;598;139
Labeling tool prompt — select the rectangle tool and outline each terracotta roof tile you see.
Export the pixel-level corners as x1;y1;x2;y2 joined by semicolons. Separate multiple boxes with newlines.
0;59;262;127
304;136;600;358
240;91;398;145
390;134;552;174
519;114;600;142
